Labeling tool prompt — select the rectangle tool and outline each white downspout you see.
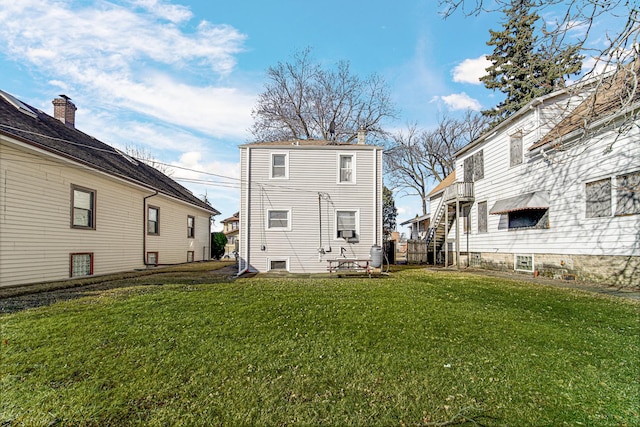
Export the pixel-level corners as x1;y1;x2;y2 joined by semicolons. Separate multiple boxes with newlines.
237;146;251;276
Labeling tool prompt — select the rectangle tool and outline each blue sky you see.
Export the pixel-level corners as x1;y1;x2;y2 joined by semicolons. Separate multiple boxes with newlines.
0;0;619;232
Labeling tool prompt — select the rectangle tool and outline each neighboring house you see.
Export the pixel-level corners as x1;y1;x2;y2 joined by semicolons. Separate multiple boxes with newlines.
0;90;219;288
425;69;639;286
400;213;430;240
238;137;383;273
221;211;239;257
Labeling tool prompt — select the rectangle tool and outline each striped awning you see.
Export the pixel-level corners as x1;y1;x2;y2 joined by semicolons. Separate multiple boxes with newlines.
489;191;549;215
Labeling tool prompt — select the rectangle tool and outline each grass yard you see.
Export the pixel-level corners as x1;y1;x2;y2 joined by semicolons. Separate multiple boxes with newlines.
1;267;639;426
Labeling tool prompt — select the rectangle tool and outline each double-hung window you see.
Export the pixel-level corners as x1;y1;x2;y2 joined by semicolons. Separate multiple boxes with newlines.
271;153;288;179
267;209;291;231
336;210;358;239
187;216;195;238
338;154;355;183
71;185;95;229
148;206;160;235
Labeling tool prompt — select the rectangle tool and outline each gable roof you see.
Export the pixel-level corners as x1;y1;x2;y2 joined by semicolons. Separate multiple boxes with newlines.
531;60;640;151
427;171;456;198
0;90;218;215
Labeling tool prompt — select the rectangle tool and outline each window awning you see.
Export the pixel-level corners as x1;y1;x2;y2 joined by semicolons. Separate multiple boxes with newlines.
489;191;549;215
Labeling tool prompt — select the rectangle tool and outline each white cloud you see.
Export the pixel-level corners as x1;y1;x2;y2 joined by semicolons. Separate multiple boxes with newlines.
452;56;491;84
0;0;254;139
439;92;482;111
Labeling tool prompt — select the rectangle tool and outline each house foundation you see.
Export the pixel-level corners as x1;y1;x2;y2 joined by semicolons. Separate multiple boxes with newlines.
472;252;639;288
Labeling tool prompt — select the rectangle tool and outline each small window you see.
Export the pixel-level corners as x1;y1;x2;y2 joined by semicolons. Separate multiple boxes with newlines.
269;259;288;271
187;216;195;238
147;252;158;266
338;154;355;183
70;253;93;277
477;201;488;233
187;251;194;263
510;133;523;167
71;185;96;229
586;178;611;218
267;210;290;230
336;210;357;239
615;171;640;216
515;254;534;272
148;206;160;235
508;209;549;229
271;153;288;178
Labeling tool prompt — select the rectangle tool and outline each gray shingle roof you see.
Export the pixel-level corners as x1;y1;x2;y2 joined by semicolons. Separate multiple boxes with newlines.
0;90;219;215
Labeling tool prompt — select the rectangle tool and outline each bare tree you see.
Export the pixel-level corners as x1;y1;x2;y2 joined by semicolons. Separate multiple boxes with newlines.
250;47;397;143
385;112;488;214
439;0;639;140
123;144;174;176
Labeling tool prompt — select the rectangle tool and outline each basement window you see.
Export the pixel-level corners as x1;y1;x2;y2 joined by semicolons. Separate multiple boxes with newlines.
70;253;93;277
514;254;534;272
268;259;289;271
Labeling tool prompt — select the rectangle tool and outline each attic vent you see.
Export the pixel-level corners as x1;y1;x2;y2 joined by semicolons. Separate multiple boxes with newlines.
0;90;38;119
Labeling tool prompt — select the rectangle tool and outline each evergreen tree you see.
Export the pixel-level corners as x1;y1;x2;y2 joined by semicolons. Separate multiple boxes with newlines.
481;0;582;122
382;186;398;241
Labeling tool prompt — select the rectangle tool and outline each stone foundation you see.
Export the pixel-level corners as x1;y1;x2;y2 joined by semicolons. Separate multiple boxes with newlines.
468;252;639;288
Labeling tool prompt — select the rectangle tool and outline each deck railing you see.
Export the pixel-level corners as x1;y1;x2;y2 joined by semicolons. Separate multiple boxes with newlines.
443;182;474;202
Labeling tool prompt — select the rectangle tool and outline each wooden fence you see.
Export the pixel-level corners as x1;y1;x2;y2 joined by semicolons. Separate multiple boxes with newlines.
406;240;430;264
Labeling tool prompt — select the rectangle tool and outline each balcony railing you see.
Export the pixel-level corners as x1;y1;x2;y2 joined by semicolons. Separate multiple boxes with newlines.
443;182;474;203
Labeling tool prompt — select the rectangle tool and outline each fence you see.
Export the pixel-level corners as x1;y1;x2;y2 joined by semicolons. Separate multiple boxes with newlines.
406;240;429;264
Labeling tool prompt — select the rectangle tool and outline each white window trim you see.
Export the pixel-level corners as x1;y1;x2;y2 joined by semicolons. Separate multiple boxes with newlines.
334;209;360;241
514;254;534;272
337;152;356;184
267;257;290;272
270;151;289;179
266;209;292;231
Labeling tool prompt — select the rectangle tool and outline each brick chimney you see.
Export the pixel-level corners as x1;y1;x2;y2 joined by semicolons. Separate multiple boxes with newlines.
52;95;77;128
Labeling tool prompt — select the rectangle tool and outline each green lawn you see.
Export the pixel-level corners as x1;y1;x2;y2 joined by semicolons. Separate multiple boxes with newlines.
1;268;639;426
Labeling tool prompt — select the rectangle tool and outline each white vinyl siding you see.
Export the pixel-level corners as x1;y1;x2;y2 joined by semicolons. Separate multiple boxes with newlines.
450;90;639;259
240;145;382;273
0;141;212;287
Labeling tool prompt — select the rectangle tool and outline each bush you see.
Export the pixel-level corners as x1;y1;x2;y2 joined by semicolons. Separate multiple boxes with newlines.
211;232;227;260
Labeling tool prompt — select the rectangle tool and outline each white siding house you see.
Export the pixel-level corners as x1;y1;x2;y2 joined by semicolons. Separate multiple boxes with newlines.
426;71;639;286
238;139;383;274
0;90;219;288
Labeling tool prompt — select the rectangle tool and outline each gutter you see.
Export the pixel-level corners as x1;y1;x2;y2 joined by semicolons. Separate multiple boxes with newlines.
143;190;158;265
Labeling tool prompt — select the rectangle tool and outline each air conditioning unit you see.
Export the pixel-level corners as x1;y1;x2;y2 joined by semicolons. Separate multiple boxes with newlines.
339;230;355;239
